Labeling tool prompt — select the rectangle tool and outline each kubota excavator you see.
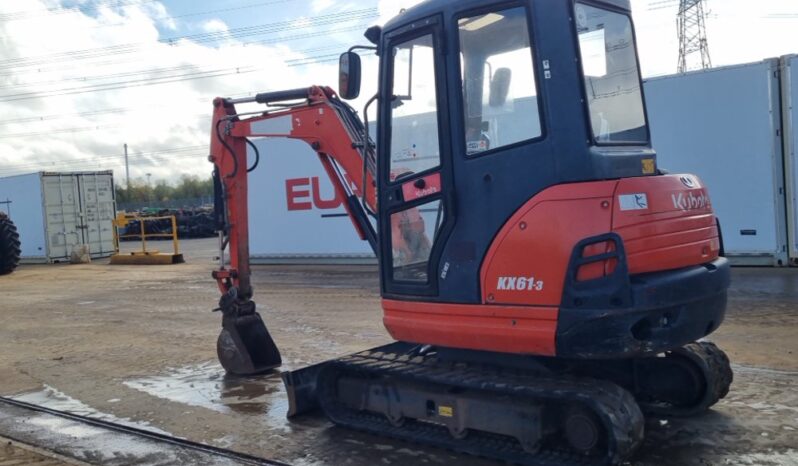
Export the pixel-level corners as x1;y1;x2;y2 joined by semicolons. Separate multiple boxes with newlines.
208;0;733;463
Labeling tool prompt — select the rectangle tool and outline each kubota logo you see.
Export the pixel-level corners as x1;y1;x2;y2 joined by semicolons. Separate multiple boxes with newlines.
497;276;544;291
680;176;696;188
672;190;710;211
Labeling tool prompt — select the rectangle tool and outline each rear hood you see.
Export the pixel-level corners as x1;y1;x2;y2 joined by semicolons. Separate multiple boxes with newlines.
612;174;720;275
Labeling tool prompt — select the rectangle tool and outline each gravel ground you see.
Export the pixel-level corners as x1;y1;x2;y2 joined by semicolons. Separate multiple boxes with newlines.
0;238;796;465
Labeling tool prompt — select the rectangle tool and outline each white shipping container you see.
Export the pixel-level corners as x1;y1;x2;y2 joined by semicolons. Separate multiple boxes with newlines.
644;59;789;266
0;171;117;263
782;55;798;265
247;138;375;264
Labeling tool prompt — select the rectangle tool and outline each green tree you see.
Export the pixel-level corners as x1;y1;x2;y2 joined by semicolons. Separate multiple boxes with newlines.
116;175;213;206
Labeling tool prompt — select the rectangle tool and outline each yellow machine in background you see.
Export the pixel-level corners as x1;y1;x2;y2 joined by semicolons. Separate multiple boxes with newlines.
111;213;184;265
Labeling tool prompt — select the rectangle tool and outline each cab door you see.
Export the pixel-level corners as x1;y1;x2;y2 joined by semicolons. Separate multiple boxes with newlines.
378;16;453;298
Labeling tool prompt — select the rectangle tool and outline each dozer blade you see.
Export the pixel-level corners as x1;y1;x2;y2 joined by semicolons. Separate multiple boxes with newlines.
217;311;282;375
282;361;327;417
281;342;412;417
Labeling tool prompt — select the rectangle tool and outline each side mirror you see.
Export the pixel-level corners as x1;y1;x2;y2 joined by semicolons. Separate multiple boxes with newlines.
339;52;362;100
489;67;512;107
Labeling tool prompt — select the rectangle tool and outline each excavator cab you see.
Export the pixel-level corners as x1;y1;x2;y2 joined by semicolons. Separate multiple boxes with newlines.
209;0;732;462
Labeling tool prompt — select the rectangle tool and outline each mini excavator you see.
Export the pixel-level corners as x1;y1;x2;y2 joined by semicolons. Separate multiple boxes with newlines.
208;0;733;463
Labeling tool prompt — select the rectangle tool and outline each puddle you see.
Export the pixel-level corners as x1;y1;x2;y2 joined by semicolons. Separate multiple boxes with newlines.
706;450;798;466
11;384;171;436
124;362;291;430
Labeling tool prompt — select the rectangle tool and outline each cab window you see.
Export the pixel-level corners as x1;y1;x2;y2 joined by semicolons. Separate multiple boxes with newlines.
389;34;441;182
575;2;648;143
458;7;542;156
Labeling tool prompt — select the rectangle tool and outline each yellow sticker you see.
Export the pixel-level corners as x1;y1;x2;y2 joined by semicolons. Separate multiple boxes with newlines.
642;159;656;175
438;406;454;417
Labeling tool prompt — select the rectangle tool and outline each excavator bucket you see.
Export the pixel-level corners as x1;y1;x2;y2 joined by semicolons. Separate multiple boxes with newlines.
216;293;282;375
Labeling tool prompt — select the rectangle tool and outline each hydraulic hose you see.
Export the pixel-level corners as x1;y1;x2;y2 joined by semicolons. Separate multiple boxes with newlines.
216;118;239;179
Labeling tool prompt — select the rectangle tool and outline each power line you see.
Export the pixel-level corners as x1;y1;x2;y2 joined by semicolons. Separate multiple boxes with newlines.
0;66;261;103
0;32;366;103
0;93;236;125
88;0;300;29
0;24;364;84
0;9;377;73
0;0;159;22
0;43;348;90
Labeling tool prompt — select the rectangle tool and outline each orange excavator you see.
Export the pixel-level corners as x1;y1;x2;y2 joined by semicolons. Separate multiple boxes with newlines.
208;1;732;463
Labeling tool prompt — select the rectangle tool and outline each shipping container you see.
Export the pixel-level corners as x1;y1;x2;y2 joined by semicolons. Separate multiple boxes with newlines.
247;138;376;264
782;55;798;265
644;59;789;266
0;171;117;263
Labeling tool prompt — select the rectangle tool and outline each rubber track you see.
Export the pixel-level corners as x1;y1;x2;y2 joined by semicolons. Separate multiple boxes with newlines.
0;214;20;276
0;397;286;466
317;348;644;466
640;341;733;417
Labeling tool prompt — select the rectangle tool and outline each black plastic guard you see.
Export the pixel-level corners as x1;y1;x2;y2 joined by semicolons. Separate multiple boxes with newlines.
560;233;632;310
557;257;730;358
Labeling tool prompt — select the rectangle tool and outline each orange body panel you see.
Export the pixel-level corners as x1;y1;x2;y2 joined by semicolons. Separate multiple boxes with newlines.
480;181;617;306
613;175;720;274
380;175;722;356
383;299;558;356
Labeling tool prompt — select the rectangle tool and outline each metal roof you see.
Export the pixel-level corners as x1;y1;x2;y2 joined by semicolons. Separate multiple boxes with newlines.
384;0;632;32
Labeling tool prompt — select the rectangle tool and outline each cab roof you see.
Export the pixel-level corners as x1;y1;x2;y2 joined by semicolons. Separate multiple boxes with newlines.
383;0;632;32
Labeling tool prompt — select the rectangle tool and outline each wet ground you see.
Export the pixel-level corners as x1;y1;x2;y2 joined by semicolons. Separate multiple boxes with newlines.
0;238;797;465
0;436;84;466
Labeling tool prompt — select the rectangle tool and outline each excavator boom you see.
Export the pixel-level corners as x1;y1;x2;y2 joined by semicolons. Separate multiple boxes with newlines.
209;85;377;374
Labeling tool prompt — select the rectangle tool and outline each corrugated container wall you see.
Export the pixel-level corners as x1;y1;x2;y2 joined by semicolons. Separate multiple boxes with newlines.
782;55;798;265
644;59;789;266
0;171;117;263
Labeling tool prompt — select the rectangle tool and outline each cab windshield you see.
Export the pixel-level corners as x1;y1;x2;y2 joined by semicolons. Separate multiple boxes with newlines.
575;2;648;144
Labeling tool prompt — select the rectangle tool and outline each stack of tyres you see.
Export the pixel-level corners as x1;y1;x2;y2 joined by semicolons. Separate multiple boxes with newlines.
0;212;20;275
119;208;216;241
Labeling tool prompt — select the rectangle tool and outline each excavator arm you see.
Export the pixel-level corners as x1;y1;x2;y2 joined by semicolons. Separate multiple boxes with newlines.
208;85;378;374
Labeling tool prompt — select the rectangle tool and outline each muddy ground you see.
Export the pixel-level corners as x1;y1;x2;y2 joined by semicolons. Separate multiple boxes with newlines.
0;238;796;465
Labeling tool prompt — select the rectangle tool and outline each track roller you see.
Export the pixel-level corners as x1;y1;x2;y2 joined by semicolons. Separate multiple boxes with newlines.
564;406;605;456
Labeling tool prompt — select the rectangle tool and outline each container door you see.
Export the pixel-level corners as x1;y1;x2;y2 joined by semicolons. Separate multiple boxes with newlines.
783;55;798;265
77;173;116;258
42;174;82;261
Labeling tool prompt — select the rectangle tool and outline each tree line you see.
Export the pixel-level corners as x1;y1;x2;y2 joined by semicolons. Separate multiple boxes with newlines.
115;175;213;205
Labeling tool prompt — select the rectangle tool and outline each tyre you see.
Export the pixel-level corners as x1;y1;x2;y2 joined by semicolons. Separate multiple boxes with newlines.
0;213;21;275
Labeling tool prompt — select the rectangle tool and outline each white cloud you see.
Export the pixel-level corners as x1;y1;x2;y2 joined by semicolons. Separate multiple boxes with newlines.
201;19;228;34
312;0;336;14
0;1;340;183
